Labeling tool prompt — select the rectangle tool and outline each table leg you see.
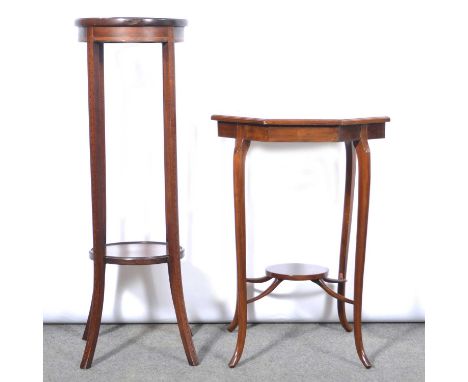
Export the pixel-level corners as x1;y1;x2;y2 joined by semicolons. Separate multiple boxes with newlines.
353;126;372;368
81;30;106;369
82;295;93;341
162;41;199;366
229;135;250;368
227;307;238;332
337;142;356;332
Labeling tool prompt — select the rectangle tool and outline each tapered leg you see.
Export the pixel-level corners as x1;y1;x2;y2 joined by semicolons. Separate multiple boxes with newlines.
162;41;198;366
81;29;107;369
82;298;93;340
337;142;356;332
229;134;250;368
353;127;372;368
227;306;238;332
81;260;105;369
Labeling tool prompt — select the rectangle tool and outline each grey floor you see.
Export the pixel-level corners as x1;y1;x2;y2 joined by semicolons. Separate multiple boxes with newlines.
44;323;424;381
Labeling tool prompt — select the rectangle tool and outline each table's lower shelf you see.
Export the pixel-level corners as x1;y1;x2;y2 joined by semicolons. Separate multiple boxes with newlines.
266;263;329;281
245;262;352;305
89;241;184;265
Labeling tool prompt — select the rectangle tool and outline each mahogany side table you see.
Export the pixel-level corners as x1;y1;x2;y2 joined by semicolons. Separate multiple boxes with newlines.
76;17;198;369
211;115;390;368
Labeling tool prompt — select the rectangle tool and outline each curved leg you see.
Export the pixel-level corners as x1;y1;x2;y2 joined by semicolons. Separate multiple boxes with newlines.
312;280;354;304
81;259;106;368
338;142;356;332
229;134;250;368
353;127;372;368
246;276;272;283
163;41;198;366
82;298;93;340
167;258;199;365
247;279;282;304
228;276;271;332
227;305;238;332
81;33;106;369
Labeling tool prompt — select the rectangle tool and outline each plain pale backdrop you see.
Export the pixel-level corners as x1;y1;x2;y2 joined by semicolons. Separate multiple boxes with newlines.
35;0;450;324
7;0;468;326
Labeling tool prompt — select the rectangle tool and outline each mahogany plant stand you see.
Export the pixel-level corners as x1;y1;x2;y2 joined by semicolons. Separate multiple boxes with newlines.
212;115;390;368
76;17;198;369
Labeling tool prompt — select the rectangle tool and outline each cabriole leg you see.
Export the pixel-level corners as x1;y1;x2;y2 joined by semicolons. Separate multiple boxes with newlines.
229;135;250;368
337;142;356;332
353;127;372;368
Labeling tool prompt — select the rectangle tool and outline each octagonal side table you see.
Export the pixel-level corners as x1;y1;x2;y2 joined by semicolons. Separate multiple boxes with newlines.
212;115;390;368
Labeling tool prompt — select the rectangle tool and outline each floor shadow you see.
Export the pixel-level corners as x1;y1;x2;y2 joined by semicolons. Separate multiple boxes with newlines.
92;325;155;366
99;323;125;336
190;324;226;362
190;323;203;336
240;324;321;365
187;302;232;363
315;323;425;367
321;322;353;333
370;323;424;360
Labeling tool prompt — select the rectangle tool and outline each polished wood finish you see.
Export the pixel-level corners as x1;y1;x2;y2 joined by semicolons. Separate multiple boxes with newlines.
213;115;389;368
228;264;345;333
312;279;354;304
229;131;251;368
212;115;389;126
88;241;184;265
78;18;197;369
76;18;186;43
246;279;283;304
246;275;272;283
338;142;356;332
323;276;347;283
216;121;385;142
162;39;198;366
353;126;372;368
81;31;106;369
78;27;185;43
265;263;329;281
76;17;188;27
213;115;389;143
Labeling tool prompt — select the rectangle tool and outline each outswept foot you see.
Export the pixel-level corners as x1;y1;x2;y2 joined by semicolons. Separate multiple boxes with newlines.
82;300;93;340
80;261;105;369
338;305;353;332
228;135;250;368
353;126;372;369
168;259;199;366
227;309;238;332
356;342;372;369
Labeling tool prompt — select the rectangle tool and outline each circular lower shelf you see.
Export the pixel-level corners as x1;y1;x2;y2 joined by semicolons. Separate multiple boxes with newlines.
265;263;329;281
89;241;184;265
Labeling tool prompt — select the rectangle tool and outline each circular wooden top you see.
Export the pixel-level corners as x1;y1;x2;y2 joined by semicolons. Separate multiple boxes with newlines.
266;263;329;281
75;17;187;27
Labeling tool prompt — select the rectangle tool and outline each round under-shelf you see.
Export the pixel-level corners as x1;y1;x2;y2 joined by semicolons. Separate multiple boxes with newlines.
265;263;329;281
89;241;184;265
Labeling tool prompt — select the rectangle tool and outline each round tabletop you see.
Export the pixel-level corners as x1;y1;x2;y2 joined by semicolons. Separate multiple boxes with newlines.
75;17;187;27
